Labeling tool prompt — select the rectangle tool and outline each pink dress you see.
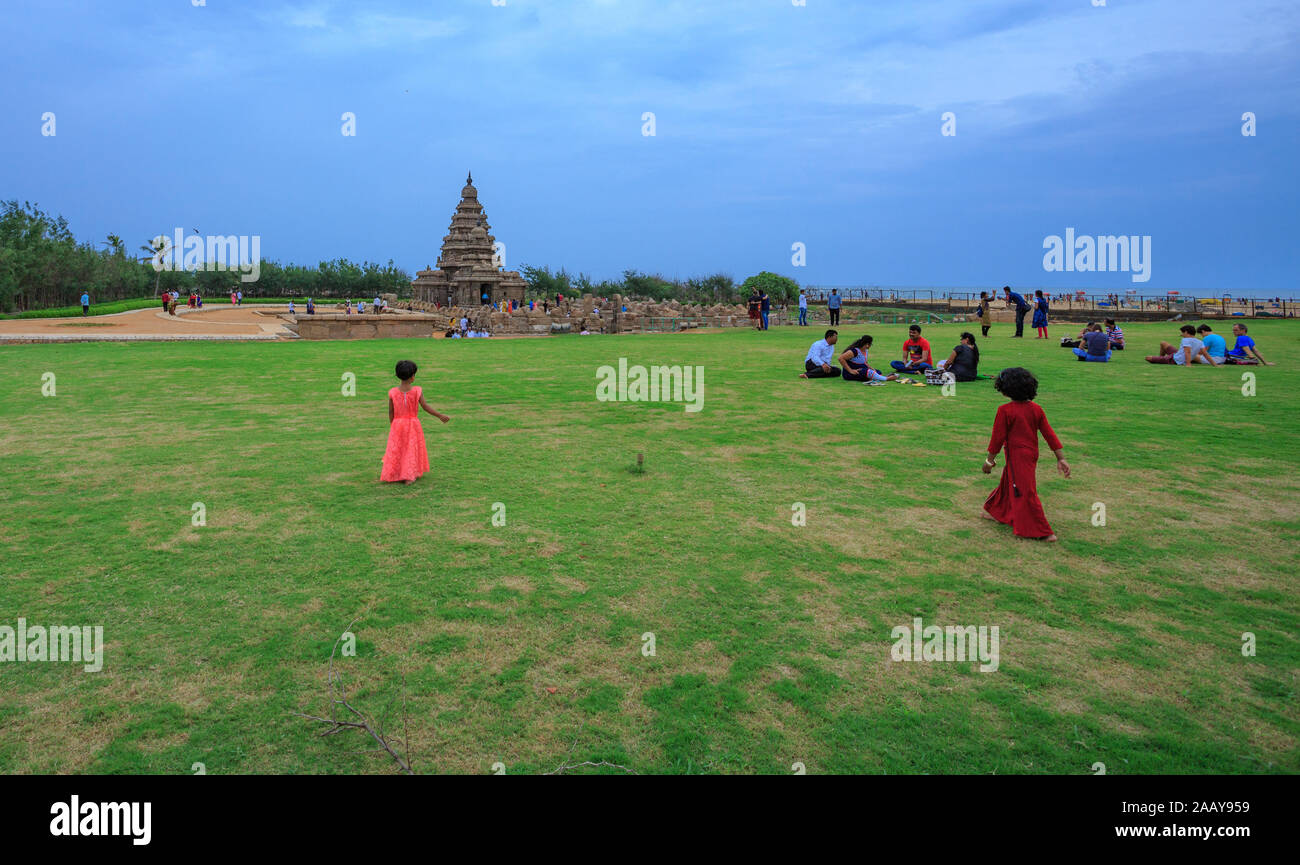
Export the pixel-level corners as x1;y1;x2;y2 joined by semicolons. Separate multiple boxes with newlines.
380;386;430;482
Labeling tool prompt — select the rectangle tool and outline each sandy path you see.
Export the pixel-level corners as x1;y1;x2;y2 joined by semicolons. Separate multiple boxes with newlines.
0;304;295;340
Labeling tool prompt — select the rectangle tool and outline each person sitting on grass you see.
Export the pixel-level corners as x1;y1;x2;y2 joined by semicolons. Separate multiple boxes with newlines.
1196;324;1227;365
1105;319;1125;350
1226;323;1270;365
838;335;900;383
1145;324;1220;366
890;325;933;373
936;332;981;381
1060;322;1097;349
1071;323;1112;362
799;329;839;378
981;367;1070;543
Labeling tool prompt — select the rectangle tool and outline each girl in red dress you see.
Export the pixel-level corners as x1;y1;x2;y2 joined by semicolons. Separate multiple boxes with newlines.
982;367;1071;541
381;360;449;484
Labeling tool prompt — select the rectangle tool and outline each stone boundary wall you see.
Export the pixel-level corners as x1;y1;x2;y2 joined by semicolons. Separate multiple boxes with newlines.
292;312;441;340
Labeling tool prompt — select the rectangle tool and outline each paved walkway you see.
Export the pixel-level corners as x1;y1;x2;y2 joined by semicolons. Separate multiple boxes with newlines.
0;304;298;342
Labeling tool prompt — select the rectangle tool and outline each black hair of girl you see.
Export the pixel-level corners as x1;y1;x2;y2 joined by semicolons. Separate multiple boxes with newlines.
848;334;873;351
1035;289;1044;298
994;367;1038;401
960;331;979;366
395;359;418;380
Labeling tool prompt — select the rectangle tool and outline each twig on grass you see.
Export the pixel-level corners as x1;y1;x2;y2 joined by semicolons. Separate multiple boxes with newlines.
543;720;636;775
293;612;414;775
543;760;637;776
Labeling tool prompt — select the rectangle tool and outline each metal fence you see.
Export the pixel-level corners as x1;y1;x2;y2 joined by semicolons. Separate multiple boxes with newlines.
804;287;1296;319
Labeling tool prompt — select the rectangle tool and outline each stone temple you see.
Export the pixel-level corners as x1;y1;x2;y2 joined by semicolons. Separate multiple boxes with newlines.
411;173;527;308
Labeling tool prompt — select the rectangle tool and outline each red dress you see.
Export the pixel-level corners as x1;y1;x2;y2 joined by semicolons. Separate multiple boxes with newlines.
983;400;1063;538
380;386;430;483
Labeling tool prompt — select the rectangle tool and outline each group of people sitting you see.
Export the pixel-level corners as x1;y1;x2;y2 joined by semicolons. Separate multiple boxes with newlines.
1146;322;1269;365
1059;318;1126;361
1052;319;1269;366
799;325;981;384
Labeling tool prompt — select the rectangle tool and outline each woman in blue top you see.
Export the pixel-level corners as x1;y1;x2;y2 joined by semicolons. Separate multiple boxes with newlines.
838;335;900;383
1032;290;1050;339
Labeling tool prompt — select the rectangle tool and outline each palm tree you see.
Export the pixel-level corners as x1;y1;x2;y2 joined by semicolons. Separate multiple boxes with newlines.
140;236;170;296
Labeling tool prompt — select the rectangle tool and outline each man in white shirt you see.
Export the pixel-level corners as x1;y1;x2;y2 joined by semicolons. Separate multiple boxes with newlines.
460;316;469;332
798;290;808;326
1146;324;1220;366
799;330;839;378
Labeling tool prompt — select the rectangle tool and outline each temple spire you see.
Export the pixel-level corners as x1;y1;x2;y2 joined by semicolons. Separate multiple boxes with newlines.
467;170;473;185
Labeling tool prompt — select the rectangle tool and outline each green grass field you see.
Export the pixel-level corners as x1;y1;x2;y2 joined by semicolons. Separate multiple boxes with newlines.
1;321;1297;774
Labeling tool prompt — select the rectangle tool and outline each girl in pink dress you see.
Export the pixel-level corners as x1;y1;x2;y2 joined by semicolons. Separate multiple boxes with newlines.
381;360;449;484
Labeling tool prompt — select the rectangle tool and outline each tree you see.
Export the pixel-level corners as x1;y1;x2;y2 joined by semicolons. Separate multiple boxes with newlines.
740;271;800;305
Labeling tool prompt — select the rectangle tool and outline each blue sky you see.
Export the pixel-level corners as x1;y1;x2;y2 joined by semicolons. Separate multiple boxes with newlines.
2;0;1297;292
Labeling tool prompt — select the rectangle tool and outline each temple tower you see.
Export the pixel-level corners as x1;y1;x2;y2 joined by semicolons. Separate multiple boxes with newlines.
411;173;528;307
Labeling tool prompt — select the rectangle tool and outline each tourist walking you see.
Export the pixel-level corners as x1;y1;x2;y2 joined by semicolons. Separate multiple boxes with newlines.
982;367;1070;542
798;289;808;326
380;359;449;485
80;292;90;316
827;289;841;326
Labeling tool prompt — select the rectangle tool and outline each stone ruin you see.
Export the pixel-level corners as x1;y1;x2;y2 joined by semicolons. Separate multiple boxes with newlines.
288;292;777;339
405;293;767;336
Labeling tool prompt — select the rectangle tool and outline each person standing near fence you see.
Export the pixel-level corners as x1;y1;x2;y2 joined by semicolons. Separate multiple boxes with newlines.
1032;290;1050;339
977;291;992;337
798;290;808;326
1004;286;1030;337
827;289;841;326
760;289;771;330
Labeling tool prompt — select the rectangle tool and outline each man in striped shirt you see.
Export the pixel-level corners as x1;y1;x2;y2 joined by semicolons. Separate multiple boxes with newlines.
1105;319;1125;350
